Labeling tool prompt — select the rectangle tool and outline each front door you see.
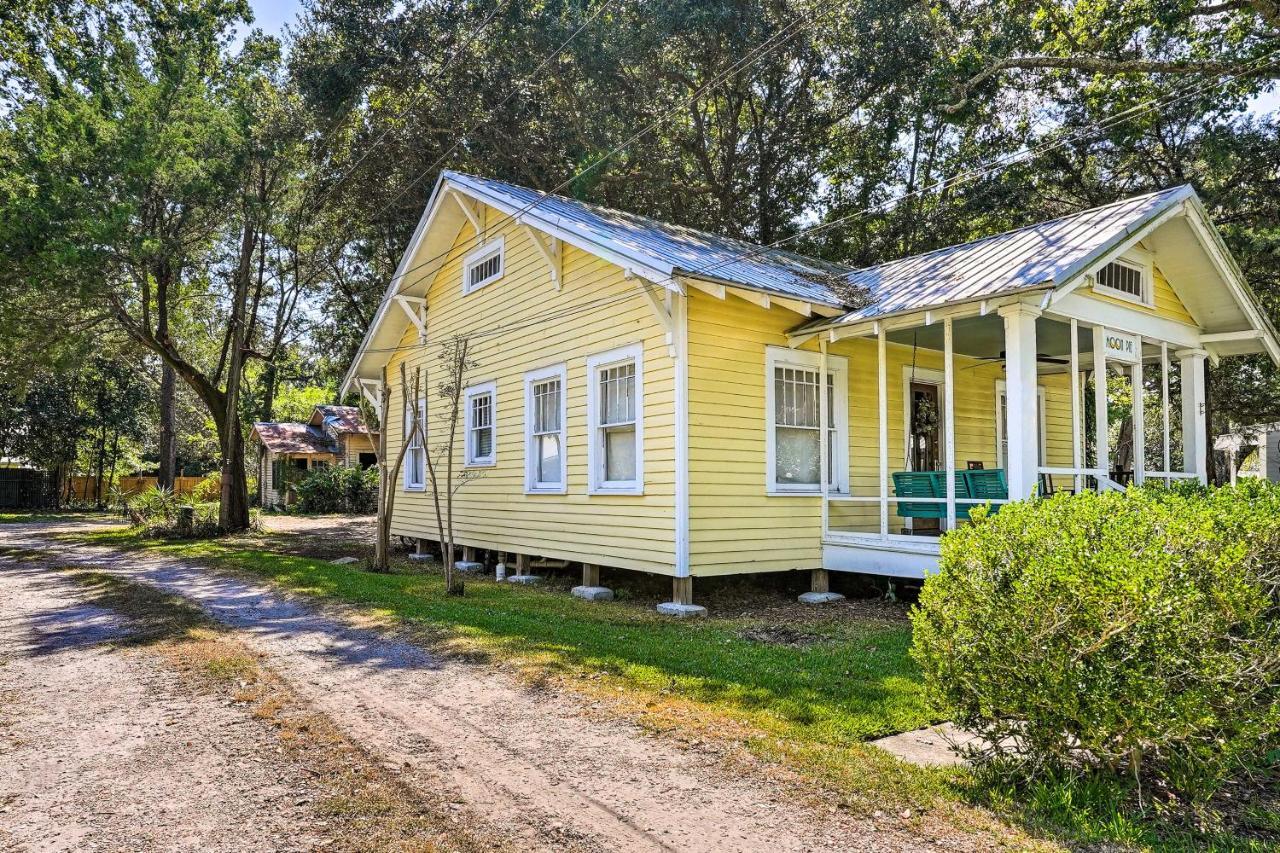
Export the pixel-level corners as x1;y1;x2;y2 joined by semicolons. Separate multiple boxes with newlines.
908;382;941;532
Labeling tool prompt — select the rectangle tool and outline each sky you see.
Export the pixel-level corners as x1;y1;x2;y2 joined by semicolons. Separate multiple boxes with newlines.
245;0;302;43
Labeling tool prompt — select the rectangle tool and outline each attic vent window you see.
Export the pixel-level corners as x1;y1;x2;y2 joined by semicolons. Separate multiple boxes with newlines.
463;237;504;294
1095;256;1151;305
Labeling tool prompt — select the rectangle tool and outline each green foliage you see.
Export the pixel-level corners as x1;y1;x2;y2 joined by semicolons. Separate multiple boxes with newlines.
190;471;221;503
261;383;331;424
125;486;179;526
912;482;1280;805
294;464;378;514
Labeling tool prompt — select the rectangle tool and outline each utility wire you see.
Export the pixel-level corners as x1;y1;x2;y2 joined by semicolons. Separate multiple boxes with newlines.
368;0;842;305
349;56;1269;363
312;0;519;214
373;0;621;220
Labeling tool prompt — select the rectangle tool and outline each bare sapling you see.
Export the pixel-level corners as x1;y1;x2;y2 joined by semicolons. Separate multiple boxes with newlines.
371;363;426;572
423;334;482;596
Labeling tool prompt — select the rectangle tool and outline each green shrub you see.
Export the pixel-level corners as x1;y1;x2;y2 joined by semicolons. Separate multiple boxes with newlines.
911;481;1280;802
126;485;178;526
294;464;378;514
189;472;221;503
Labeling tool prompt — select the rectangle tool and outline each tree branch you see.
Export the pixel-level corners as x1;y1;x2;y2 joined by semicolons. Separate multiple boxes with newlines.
945;54;1280;113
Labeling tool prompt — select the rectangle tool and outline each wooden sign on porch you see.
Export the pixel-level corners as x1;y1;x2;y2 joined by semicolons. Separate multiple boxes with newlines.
1102;329;1141;363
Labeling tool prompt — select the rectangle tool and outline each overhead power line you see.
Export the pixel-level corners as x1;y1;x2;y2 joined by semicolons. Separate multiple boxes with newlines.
348;55;1269;363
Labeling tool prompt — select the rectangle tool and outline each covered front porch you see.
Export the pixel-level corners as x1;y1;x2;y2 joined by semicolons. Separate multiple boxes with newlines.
800;300;1208;579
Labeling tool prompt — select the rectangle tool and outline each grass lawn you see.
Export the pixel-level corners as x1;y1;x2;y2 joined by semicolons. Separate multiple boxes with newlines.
0;510;112;524
51;523;1278;851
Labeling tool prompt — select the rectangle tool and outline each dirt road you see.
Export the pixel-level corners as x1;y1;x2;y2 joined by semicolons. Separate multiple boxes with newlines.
0;520;969;852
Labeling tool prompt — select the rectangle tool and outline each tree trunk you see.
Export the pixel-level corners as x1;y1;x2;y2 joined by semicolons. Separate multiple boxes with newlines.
94;423;107;508
259;361;278;422
218;414;251;530
157;363;176;489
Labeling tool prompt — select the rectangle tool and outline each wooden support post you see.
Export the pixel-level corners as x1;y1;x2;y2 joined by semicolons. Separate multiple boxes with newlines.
516;553;531;576
672;576;693;606
582;563;600;587
811;568;830;594
462;546;476;563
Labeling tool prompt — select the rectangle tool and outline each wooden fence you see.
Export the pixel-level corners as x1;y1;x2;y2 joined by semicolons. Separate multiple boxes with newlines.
65;475;206;504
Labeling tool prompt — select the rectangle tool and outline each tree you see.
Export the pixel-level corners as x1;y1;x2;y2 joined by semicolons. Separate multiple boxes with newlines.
940;0;1280;113
0;0;316;530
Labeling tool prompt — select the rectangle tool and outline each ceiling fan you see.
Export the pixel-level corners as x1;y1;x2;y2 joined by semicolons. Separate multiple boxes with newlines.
969;350;1072;367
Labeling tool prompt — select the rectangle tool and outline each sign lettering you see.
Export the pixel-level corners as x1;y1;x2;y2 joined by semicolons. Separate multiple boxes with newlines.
1101;329;1141;364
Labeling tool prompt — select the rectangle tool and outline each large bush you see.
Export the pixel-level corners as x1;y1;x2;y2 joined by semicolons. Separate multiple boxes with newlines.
911;481;1280;801
294;464;378;514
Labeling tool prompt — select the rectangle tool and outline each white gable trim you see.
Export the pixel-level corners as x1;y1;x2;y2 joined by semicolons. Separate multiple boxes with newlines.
341;172;455;398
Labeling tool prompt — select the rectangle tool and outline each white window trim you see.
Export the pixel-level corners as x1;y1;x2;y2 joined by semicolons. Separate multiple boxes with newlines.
1093;250;1154;307
995;379;1048;466
524;363;568;494
765;346;849;496
463;381;497;468
462;235;505;294
402;397;427;491
586;343;644;495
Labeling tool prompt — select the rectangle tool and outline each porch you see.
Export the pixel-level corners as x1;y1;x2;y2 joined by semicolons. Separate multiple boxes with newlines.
800;302;1208;579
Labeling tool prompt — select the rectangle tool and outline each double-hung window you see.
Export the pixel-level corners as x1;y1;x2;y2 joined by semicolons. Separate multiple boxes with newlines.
464;382;497;467
524;364;567;493
462;237;504;294
403;398;426;490
587;344;643;494
765;346;848;494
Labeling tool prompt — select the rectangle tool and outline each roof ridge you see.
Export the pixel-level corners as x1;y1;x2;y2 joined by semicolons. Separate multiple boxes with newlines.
443;170;856;277
843;185;1191;276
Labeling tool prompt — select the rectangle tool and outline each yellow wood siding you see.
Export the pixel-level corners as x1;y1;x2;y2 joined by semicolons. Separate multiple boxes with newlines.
1086;259;1196;326
342;433;377;466
686;289;1075;577
383;209;677;574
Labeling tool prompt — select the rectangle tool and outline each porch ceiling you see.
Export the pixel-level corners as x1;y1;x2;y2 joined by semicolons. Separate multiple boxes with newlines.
879;314;1080;361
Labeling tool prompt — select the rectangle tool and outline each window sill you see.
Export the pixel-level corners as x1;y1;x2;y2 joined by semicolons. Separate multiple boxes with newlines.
464;460;497;469
766;489;848;497
524;485;568;496
403;484;426;492
588;484;644;496
1093;284;1153;308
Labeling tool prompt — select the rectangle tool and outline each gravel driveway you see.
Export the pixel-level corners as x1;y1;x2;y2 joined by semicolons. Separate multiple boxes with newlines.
0;519;975;852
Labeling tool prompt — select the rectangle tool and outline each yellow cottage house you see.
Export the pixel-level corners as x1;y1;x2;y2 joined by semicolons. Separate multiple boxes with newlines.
343;172;1279;614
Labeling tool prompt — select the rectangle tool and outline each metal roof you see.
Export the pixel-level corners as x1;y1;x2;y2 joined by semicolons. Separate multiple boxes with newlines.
444;171;853;305
818;184;1196;327
309;405;374;435
251;423;339;456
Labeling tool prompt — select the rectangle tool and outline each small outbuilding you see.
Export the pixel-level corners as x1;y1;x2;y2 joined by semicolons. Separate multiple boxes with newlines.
251;405;379;508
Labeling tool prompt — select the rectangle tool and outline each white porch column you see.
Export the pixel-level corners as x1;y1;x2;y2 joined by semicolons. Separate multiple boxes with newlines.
1161;342;1171;484
1131;356;1145;485
1178;348;1209;483
819;339;830;538
877;327;889;539
1093;326;1110;485
943;318;956;529
1070;319;1082;493
999;304;1041;499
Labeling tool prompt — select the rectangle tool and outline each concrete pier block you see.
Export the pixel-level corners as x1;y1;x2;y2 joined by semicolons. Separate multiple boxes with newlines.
571;585;614;602
656;602;707;618
798;591;846;604
507;574;543;585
